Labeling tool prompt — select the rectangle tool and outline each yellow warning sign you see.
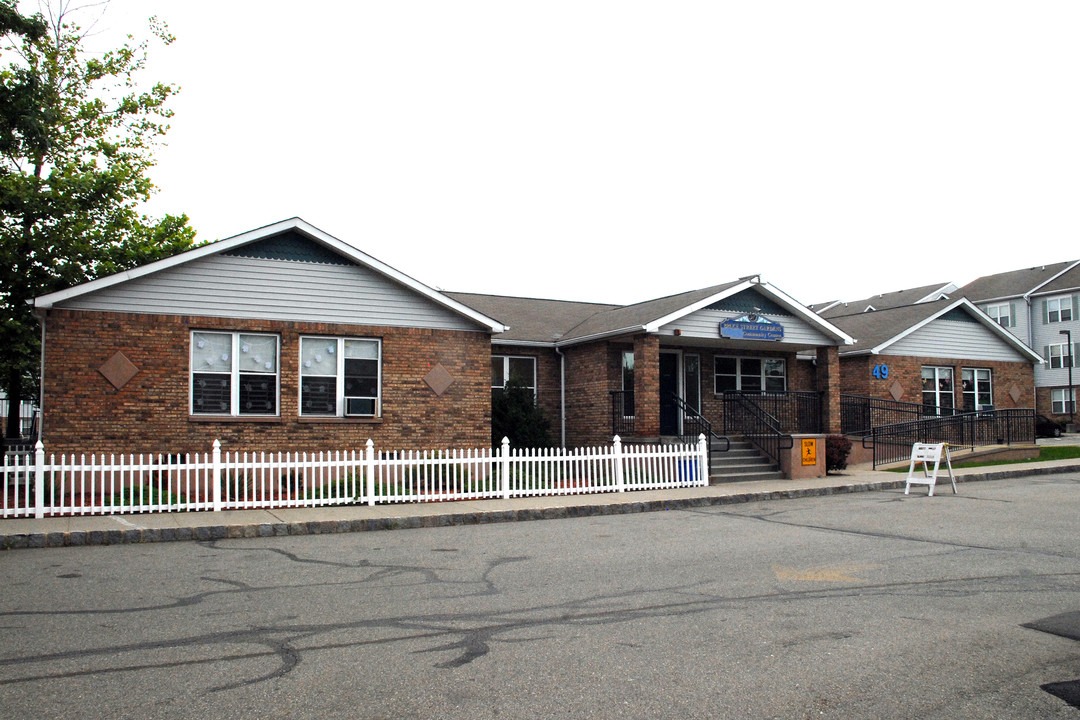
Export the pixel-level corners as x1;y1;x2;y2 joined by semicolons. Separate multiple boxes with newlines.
801;438;817;466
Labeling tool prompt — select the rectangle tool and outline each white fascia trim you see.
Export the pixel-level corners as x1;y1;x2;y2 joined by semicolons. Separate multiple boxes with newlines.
642;281;754;332
33;217;311;308
1024;259;1080;299
914;283;958;304
492;339;555;348
813;300;843;314
871;298;1044;363
640;280;855;345
33;218;508;334
292;222;509;333
555;326;647;348
757;283;856;345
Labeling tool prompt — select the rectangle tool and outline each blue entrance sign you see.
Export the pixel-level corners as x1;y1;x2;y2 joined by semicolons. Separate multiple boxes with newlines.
719;315;784;341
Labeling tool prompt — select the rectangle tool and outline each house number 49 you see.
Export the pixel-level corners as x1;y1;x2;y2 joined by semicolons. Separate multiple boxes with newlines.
872;364;889;379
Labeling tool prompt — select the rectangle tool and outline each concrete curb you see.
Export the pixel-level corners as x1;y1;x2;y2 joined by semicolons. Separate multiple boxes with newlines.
3;463;1078;550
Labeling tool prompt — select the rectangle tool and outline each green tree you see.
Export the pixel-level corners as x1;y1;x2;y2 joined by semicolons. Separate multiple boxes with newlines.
0;1;198;438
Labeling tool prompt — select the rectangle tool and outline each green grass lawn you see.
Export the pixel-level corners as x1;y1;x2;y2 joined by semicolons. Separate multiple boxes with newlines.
953;445;1080;468
889;445;1080;471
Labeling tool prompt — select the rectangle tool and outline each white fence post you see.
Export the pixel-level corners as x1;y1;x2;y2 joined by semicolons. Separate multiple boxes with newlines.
365;439;375;506
34;441;44;519
697;434;708;486
613;435;626;493
212;439;222;512
500;437;511;499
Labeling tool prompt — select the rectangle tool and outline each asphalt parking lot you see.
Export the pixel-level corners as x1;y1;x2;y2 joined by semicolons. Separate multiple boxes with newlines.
2;471;1079;719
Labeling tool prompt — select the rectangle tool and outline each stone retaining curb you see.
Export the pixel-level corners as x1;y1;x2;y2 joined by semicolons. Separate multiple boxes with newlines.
3;463;1077;550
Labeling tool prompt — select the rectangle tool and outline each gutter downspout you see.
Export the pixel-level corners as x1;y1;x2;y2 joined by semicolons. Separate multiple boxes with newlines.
1022;293;1036;414
555;344;566;448
34;308;45;444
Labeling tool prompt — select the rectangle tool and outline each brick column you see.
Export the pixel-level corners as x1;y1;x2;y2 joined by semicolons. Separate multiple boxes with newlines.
634;334;660;439
816;345;842;434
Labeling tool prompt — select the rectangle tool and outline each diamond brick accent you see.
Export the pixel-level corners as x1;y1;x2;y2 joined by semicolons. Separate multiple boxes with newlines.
889;381;904;401
424;363;455;396
99;351;139;390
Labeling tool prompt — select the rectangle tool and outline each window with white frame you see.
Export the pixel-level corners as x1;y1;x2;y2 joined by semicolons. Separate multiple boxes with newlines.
620;351;635;417
1052;388;1076;415
985;303;1011;327
191;331;279;416
921;366;954;415
300;337;381;417
961;368;992;412
1048;343;1076;370
714;356;786;393
491;355;536;396
1046;296;1074;323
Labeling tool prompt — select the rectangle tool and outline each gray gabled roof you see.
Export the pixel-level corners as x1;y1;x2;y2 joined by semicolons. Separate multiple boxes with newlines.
828;298;1042;361
959;260;1080;303
444;293;619;345
33;218;508;333
451;279;853;347
816;282;956;319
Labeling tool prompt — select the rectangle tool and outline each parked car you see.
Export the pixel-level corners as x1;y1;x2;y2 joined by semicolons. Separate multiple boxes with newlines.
1035;414;1066;438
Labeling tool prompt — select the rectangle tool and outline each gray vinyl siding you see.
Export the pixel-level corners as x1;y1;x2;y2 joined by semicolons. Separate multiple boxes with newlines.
660;309;834;346
1031;306;1080;386
55;255;482;331
886;320;1028;362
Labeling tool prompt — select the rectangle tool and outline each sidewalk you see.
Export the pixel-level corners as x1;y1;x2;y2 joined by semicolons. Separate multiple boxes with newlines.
4;450;1079;550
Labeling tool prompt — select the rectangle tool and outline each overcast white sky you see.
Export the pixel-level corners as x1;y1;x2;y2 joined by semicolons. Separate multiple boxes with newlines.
61;1;1080;306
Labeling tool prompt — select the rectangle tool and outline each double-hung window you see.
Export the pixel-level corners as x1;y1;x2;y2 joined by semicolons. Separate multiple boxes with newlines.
300;337;381;417
191;331;279;416
961;368;992;412
1052;388;1077;415
1046;297;1074;323
491;356;537;397
921;366;954;415
985;303;1011;327
1048;343;1075;370
714;356;786;393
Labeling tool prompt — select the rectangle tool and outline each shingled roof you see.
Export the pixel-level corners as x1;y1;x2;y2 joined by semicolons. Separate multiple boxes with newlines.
816;282;956;319
826;298;1041;361
960;260;1080;302
449;279;852;347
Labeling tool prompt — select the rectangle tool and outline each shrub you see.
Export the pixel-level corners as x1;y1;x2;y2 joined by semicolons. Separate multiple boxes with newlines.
492;379;553;449
825;435;853;474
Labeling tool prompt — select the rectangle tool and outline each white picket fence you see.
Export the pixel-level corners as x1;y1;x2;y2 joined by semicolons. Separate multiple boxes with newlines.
1;435;708;519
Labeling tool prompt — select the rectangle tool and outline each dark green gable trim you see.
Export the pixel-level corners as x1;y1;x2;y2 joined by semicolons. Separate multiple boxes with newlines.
223;231;354;266
707;288;791;316
940;307;980;323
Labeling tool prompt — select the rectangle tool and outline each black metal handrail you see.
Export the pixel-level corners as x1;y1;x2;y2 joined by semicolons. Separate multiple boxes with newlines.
724;391;822;434
610;390;635;436
842;395;942;436
723;393;794;464
868;408;1035;468
669;394;731;451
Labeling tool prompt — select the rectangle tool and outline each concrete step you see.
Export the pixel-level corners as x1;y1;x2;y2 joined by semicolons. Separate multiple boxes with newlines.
709;436;781;483
710;469;787;483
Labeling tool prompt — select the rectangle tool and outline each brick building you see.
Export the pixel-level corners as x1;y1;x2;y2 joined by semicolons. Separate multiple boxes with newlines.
33;219;506;455
32;218;1045;477
821;298;1041;416
449;279;855;448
